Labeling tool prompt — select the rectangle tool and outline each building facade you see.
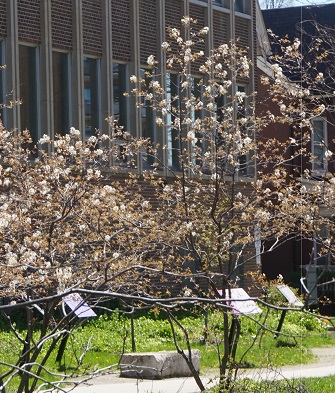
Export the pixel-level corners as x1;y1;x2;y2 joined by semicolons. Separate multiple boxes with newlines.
261;4;335;305
0;0;257;174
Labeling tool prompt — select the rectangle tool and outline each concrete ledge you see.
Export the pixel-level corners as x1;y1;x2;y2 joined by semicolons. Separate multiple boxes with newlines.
120;350;200;379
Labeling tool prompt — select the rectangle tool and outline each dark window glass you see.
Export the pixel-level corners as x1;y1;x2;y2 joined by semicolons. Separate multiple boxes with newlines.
235;0;245;13
53;51;70;135
84;57;100;139
166;73;181;170
312;119;326;171
113;63;128;128
19;45;39;144
141;69;155;168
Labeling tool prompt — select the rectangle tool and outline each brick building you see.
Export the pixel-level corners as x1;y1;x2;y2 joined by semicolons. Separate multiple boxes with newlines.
0;0;257;174
0;0;264;295
260;4;335;305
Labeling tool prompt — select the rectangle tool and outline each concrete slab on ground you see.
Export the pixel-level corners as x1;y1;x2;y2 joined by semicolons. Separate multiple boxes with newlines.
65;376;213;393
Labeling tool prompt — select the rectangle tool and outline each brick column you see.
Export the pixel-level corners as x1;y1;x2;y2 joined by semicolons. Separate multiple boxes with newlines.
101;0;113;137
129;0;142;172
72;0;84;136
40;0;54;147
5;0;20;132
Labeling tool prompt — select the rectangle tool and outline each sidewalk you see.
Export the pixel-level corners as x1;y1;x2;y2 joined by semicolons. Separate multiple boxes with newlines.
61;347;335;393
66;365;335;393
67;376;213;393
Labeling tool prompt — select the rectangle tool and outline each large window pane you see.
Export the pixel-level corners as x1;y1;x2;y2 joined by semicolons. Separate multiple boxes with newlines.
113;63;128;129
312;119;327;171
84;57;101;139
141;69;155;168
53;51;70;135
235;0;245;13
166;73;181;170
19;45;39;144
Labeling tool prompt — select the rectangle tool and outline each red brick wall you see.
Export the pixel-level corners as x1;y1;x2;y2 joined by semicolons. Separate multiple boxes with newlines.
111;0;131;62
83;0;102;56
0;0;6;38
51;0;72;50
139;0;157;65
18;0;40;44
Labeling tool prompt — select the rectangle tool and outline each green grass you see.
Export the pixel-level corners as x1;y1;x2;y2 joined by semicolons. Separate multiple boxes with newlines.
302;375;335;393
0;307;334;392
205;376;335;393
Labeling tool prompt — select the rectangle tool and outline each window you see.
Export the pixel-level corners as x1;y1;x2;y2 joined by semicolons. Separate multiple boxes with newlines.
212;0;230;7
236;85;248;176
140;69;155;168
84;57;101;139
19;45;39;144
166;73;181;170
312;118;327;172
53;51;71;135
113;63;128;129
314;226;331;266
234;0;248;13
166;74;205;171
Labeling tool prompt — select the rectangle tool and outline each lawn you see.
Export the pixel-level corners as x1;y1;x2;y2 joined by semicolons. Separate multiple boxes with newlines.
0;307;333;392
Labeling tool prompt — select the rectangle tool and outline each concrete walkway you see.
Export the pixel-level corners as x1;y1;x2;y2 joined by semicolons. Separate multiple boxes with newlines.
57;347;335;393
65;376;213;393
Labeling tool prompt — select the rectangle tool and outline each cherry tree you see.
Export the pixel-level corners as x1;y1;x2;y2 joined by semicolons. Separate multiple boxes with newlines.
0;17;334;393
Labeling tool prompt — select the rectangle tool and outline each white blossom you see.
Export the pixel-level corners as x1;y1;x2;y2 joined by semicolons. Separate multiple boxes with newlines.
156;117;163;126
171;28;180;39
292;38;300;50
325;149;333;158
181;16;191;26
187;131;198;143
161;41;170;49
316;72;324;82
272;64;283;78
151;81;160;90
200;26;209;35
147;55;156;67
142;200;150;209
69;127;80;135
39;134;50;144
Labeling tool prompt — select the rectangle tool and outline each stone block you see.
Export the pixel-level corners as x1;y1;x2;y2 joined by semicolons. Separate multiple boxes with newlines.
120;350;200;379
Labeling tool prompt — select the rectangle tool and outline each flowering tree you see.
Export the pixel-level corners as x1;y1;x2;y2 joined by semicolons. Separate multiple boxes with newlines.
260;22;335;305
1;16;334;393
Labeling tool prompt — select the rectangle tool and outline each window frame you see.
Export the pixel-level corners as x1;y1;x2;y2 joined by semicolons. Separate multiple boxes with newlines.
311;117;328;173
19;43;41;144
313;226;331;267
53;50;72;136
234;0;250;14
83;55;102;140
112;62;129;130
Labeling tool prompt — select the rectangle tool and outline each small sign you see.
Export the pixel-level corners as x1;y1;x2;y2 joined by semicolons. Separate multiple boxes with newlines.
63;294;97;318
219;288;262;315
276;285;304;307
